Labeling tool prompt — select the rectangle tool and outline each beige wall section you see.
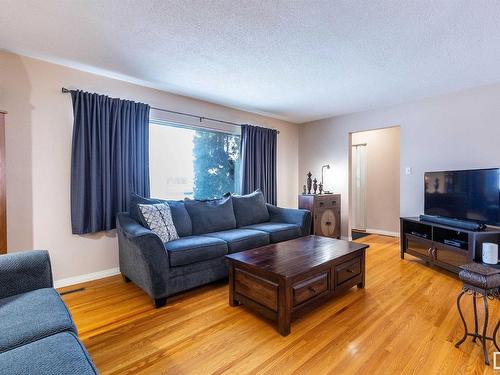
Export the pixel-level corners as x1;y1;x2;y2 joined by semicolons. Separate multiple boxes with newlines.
299;82;500;239
351;127;400;234
0;51;299;281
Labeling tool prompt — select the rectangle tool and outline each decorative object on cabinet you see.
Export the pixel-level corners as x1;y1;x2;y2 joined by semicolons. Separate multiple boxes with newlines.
321;164;332;193
0;111;6;254
302;185;307;195
298;194;341;238
306;172;312;194
321;164;330;184
318;183;323;194
313;178;318;194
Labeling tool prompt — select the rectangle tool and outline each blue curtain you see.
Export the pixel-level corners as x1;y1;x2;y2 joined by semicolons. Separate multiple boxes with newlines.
240;124;277;205
70;90;150;234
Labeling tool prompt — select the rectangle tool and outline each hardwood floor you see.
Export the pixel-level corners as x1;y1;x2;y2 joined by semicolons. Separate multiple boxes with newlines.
60;235;499;374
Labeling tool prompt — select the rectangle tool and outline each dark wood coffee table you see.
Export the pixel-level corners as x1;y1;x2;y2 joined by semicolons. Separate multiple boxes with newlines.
226;235;369;336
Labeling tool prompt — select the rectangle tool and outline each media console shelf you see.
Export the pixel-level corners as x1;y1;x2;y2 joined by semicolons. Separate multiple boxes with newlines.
400;217;500;274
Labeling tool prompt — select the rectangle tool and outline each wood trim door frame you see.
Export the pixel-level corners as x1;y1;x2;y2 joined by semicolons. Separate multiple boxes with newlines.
0;111;7;254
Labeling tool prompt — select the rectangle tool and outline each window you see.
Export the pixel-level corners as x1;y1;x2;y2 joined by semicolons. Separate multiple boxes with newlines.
149;121;240;200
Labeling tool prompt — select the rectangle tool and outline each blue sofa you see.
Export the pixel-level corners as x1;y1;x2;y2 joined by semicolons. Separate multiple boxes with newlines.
0;251;98;375
117;190;312;307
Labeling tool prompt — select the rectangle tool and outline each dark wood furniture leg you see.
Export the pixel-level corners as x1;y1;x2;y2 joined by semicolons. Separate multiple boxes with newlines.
122;274;131;283
357;250;366;288
228;264;240;307
277;280;291;336
155;297;167;308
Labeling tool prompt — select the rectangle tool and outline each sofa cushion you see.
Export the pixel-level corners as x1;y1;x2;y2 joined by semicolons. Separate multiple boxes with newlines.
165;236;228;267
130;193;192;237
241;222;302;243
0;288;76;353
232;189;270;227
203;228;270;253
0;332;98;375
184;197;236;235
165;200;193;237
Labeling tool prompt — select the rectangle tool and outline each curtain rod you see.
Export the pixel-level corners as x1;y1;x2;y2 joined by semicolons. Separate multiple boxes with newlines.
61;87;279;134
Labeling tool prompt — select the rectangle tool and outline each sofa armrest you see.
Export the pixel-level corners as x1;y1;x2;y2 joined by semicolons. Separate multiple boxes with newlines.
116;213;170;298
0;250;53;299
266;204;312;236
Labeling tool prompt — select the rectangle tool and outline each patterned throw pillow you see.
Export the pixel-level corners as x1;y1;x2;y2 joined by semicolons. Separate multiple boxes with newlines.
138;203;179;243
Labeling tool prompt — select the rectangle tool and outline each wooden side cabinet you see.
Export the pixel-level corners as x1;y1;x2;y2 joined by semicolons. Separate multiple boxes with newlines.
298;194;341;239
0;111;6;254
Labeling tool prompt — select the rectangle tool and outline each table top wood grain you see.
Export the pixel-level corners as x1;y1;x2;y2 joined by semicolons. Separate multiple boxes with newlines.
226;235;369;278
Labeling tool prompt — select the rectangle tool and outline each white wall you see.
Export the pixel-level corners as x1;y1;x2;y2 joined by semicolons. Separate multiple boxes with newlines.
351;127;400;235
0;51;299;282
299;82;500;238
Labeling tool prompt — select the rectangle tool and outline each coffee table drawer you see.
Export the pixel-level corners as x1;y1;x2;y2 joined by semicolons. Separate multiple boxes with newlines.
234;268;278;311
292;272;328;306
335;257;361;286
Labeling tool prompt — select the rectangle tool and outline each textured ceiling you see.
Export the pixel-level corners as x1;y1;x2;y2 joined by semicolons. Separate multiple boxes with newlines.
1;1;500;123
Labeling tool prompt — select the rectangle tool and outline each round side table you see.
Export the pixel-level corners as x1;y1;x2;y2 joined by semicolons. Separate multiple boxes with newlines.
455;262;500;365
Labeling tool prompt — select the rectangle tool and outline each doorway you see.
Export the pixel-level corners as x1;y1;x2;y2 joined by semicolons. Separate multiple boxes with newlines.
351;143;367;232
349;126;400;240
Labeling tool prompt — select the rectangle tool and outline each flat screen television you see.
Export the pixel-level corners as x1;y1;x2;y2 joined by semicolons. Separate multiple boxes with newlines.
424;168;500;226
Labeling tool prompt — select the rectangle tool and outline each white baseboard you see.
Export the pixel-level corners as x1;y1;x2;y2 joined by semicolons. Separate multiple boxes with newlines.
365;228;400;237
54;267;120;289
341;236;353;241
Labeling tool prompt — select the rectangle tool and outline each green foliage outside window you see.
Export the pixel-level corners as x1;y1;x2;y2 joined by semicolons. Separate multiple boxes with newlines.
192;130;240;200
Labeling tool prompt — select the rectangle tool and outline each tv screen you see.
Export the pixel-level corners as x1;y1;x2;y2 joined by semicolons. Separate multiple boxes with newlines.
424;168;500;226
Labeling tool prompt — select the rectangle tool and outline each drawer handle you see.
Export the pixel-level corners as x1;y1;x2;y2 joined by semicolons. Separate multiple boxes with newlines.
308;286;317;293
346;268;355;274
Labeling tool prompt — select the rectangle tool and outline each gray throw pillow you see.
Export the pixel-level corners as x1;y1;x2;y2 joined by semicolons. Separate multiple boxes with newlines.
232;189;270;227
138;203;179;243
184;196;236;234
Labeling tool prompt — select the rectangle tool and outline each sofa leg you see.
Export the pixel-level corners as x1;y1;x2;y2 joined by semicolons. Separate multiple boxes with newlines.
155;297;167;308
122;274;131;283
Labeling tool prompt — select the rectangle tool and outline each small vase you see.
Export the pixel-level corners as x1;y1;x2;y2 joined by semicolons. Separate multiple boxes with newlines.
306;172;312;194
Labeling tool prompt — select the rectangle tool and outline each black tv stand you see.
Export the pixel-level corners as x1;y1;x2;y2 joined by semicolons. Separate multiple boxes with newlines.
400;217;500;274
